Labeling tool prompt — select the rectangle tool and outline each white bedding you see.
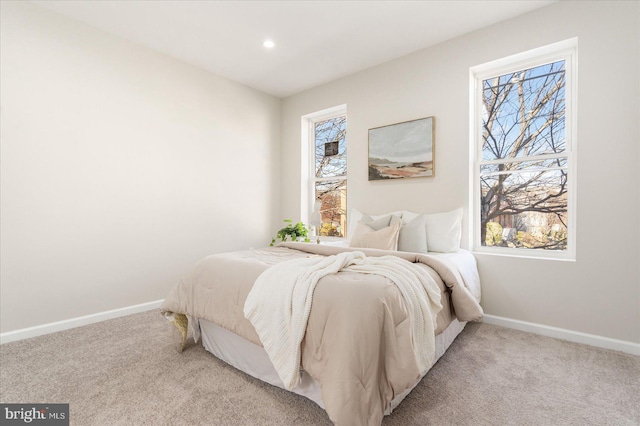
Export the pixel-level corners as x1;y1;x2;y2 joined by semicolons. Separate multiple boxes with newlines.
324;241;481;301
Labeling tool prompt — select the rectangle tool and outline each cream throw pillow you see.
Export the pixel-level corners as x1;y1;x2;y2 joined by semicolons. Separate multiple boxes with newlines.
362;214;426;253
347;209;403;241
348;220;401;251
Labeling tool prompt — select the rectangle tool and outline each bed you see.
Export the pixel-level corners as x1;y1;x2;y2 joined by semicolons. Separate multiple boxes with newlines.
161;236;483;425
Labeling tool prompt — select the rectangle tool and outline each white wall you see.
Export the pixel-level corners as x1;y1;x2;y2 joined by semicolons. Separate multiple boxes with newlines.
0;2;281;333
281;1;640;343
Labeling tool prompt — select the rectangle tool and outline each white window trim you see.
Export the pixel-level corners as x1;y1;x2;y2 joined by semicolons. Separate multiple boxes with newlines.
300;105;347;236
469;38;578;261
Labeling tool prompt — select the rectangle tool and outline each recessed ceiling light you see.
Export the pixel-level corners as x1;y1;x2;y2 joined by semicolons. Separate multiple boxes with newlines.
263;40;275;49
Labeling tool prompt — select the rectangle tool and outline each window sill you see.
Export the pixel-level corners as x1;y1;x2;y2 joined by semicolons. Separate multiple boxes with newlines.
472;247;576;262
314;237;347;246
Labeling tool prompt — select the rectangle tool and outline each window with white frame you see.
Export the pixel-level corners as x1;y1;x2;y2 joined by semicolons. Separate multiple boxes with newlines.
471;39;577;259
306;108;347;238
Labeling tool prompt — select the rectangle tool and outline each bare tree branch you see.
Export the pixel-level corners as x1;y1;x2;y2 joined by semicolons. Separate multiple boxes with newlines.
480;61;568;249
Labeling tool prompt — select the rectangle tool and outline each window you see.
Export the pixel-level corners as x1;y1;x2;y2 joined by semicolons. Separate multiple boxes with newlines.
304;106;347;238
471;39;577;259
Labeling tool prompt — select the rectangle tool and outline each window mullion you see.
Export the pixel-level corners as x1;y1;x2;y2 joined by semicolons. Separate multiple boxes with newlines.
479;152;568;166
480;165;568;177
314;175;347;183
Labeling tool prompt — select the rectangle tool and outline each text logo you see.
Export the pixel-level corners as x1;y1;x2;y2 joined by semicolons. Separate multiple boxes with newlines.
1;404;68;425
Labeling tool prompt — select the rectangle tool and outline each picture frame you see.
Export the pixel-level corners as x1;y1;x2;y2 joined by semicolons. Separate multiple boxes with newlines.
368;116;435;180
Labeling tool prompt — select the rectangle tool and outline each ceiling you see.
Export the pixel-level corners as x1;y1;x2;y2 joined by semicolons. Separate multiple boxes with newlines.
31;1;556;98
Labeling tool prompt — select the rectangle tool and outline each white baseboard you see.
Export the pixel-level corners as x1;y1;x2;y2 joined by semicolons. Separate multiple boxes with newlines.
3;304;638;356
482;314;640;356
0;299;164;345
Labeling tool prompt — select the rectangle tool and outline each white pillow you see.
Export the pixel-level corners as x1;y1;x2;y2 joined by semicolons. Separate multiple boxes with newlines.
361;214;402;230
403;208;463;253
348;220;401;251
347;209;402;241
398;214;427;253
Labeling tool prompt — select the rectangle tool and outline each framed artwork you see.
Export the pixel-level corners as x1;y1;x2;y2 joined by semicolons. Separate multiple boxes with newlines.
368;116;435;180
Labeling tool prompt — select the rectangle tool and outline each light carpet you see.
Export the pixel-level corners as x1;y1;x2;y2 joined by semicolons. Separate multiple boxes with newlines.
1;310;638;425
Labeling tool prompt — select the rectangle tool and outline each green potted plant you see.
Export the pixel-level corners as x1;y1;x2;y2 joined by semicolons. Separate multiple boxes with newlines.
270;219;311;246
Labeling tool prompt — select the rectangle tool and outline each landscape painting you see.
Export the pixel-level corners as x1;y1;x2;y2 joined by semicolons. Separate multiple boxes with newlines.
368;116;434;180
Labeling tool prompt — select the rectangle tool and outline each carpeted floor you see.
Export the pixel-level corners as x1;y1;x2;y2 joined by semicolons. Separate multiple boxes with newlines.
1;310;638;425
